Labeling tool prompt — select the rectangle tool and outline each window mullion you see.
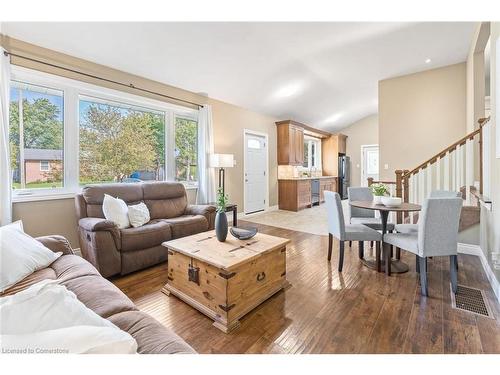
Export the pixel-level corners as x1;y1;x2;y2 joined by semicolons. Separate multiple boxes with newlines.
306;141;309;168
166;111;175;181
64;88;79;191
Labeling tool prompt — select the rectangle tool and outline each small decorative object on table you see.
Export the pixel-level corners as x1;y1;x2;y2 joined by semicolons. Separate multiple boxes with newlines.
215;187;229;242
230;226;258;240
381;196;402;207
370;183;388;205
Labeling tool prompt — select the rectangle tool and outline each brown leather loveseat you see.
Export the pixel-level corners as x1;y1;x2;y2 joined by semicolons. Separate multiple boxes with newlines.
75;182;215;278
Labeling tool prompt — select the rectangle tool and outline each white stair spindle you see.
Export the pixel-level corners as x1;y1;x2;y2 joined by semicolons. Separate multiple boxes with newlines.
443;151;450;190
465;138;474;205
460;145;465;191
436;156;441;190
419;169;425;204
451;150;457;191
458;146;462;190
427;163;432;198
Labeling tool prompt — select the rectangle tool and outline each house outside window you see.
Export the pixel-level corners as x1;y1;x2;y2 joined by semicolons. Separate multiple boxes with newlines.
9;67;200;199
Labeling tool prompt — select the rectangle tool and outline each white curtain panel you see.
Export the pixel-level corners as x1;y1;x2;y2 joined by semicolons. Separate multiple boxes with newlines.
0;48;12;225
197;104;216;204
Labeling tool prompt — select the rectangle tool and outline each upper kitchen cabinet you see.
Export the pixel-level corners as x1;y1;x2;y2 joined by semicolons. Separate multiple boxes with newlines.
276;121;305;165
276;120;332;166
321;133;347;176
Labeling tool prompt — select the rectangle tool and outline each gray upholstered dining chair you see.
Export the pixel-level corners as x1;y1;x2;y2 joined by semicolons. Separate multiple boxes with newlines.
395;190;462;234
325;191;382;272
347;186;396;252
348;187;396;231
383;197;463;296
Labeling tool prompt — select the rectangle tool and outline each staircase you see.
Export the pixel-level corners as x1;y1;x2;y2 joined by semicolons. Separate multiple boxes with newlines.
392;117;491;229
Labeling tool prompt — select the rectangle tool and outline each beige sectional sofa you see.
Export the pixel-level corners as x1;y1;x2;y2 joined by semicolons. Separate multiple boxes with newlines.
75;182;215;278
1;235;195;354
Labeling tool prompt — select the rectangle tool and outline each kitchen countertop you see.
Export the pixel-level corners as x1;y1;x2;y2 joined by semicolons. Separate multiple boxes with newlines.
278;176;337;181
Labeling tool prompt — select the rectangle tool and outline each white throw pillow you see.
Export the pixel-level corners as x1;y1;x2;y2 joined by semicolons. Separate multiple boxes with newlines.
102;194;130;229
0;281;137;354
0;221;62;293
127;202;150;228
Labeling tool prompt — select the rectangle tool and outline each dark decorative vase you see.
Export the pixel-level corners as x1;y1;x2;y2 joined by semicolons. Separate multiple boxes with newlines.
215;211;228;242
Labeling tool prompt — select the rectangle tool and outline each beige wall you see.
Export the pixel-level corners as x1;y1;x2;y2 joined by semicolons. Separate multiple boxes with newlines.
378;63;467;181
342;114;378;187
211;100;278;214
466;22;490;133
1;36;279;247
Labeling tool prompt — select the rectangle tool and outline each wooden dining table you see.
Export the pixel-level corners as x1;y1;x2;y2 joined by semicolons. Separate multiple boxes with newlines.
349;200;421;275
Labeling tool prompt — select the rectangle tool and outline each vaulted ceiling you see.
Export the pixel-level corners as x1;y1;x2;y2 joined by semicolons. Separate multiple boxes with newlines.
2;22;475;130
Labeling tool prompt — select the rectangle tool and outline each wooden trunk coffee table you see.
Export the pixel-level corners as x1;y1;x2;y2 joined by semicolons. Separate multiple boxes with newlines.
161;230;290;333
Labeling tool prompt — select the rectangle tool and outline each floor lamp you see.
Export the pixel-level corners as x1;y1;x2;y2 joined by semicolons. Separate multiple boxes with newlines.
209;153;234;196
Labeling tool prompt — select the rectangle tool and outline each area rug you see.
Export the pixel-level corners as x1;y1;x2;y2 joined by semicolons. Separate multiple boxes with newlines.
241;201;352;236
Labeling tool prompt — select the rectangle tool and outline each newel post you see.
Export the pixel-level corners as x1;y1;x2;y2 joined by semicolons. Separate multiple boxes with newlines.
403;170;409;203
395;170;403;224
367;177;374;186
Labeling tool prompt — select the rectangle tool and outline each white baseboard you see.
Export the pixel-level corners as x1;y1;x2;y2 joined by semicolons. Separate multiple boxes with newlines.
458;243;500;303
457;243;483;256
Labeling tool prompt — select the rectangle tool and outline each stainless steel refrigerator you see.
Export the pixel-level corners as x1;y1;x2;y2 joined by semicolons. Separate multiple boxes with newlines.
338;155;350;199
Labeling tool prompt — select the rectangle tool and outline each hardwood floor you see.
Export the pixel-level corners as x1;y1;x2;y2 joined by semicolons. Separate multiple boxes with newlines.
112;222;500;354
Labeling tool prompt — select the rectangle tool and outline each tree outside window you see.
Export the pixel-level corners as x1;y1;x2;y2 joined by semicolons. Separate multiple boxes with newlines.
78;100;165;185
174;117;198;185
9;82;64;190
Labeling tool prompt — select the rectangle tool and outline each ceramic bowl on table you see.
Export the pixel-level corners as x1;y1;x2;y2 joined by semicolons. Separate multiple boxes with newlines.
381;196;402;207
230;227;258;240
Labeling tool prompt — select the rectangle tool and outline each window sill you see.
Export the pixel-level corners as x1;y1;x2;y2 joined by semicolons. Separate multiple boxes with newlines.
12;185;198;203
12;191;78;203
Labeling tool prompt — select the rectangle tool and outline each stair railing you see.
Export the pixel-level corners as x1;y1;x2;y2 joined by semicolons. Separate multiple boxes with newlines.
394;117;490;224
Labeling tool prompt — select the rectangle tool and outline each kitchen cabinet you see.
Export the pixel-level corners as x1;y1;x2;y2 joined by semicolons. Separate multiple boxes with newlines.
278;177;336;211
276;121;304;166
319;177;336;202
278;179;311;211
321;134;347;177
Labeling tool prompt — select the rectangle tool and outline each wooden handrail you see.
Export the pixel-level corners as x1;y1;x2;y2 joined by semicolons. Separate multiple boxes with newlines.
367;178;396;186
403;118;489;177
394;117;490;222
402;117;490;177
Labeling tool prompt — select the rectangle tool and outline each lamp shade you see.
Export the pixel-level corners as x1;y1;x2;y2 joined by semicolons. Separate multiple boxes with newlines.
209;153;234;168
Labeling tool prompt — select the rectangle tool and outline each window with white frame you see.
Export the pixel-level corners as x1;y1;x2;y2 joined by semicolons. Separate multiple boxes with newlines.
10;81;64;190
302;136;321;170
78;97;166;185
9;67;199;198
174;116;198;186
39;161;50;171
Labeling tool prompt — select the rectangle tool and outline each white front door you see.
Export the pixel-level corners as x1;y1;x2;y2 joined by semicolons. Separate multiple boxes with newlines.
361;145;379;186
244;132;267;214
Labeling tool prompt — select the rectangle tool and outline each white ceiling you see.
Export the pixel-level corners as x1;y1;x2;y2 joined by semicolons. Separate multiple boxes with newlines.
2;22;475;131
